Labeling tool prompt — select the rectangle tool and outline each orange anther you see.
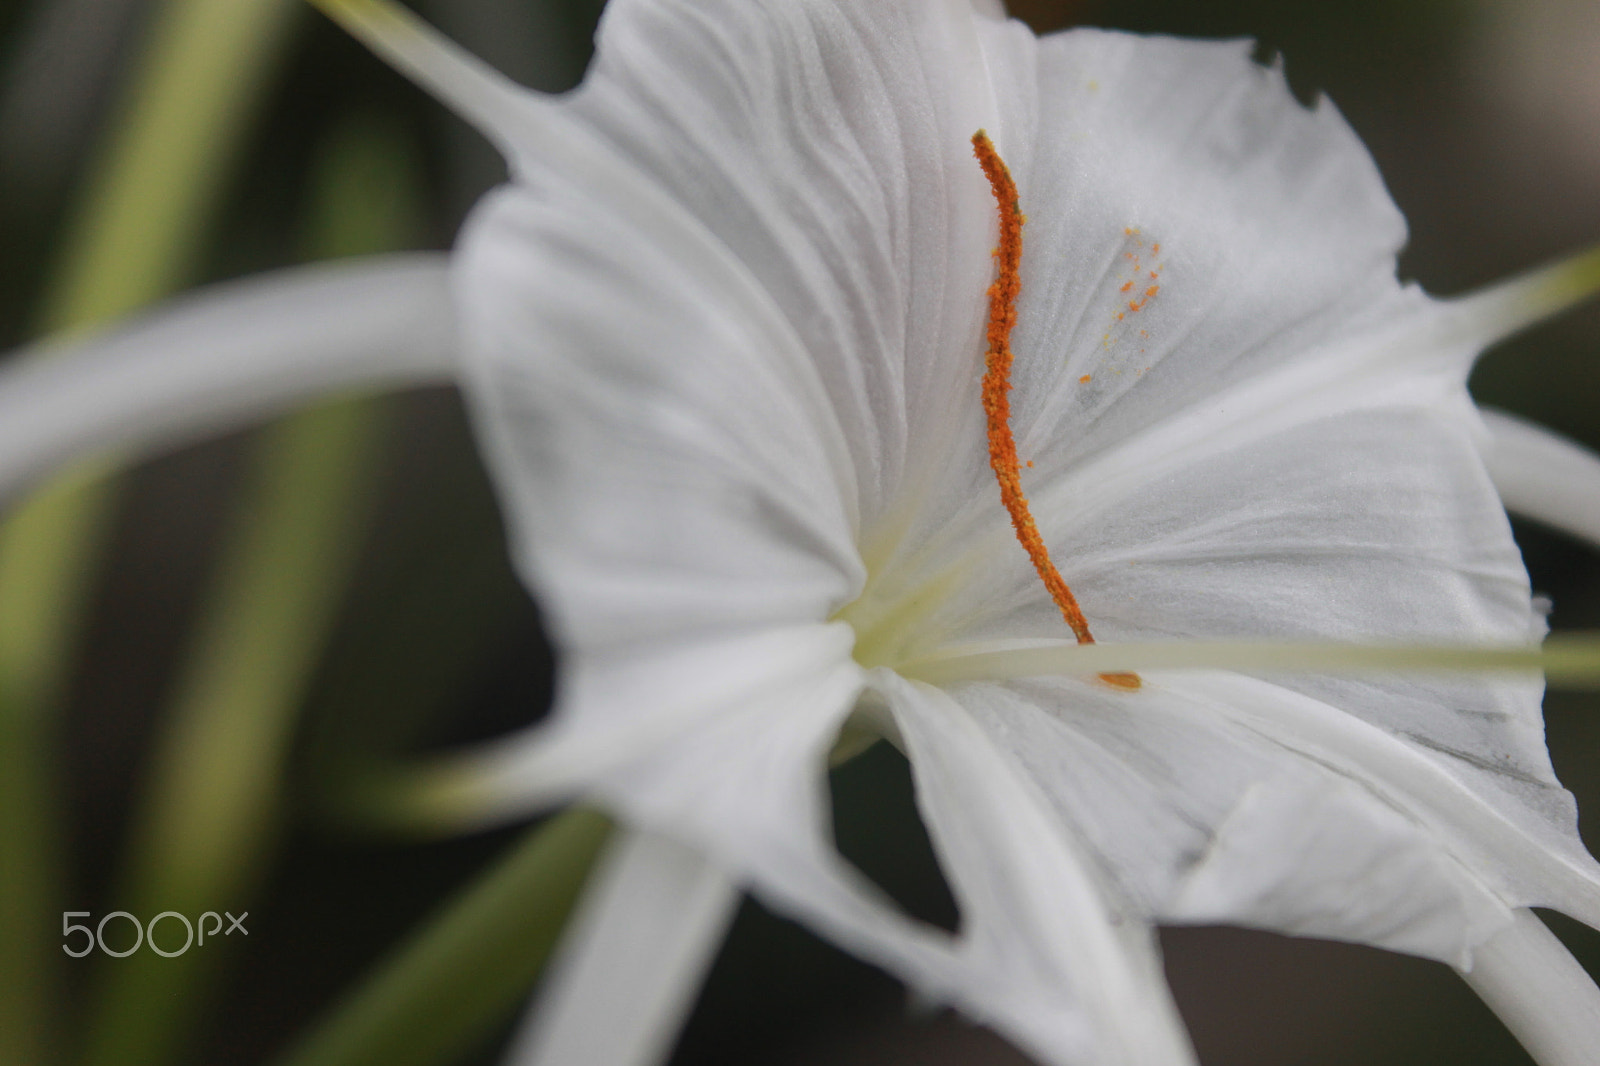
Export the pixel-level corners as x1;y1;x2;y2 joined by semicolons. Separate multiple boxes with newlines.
1078;374;1092;384
971;130;1138;691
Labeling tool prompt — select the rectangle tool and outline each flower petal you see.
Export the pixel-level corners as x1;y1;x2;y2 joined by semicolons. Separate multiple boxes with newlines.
419;624;860;817
1009;32;1416;462
507;827;739;1066
536;0;1038;524
862;29;1454;579
1462;908;1600;1066
872;670;1196;1066
1480;407;1600;550
940;674;1528;967
1177;672;1600;933
0;254;454;502
455;177;864;649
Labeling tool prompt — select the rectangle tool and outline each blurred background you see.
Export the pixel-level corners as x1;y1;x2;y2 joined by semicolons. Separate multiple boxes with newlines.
0;0;1597;1064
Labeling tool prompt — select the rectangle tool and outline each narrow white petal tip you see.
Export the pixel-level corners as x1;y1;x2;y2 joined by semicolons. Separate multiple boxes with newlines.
1463;910;1600;1066
1444;244;1600;353
306;0;537;157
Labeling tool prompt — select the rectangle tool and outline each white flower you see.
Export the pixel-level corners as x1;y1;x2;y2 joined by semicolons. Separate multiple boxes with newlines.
4;0;1600;1064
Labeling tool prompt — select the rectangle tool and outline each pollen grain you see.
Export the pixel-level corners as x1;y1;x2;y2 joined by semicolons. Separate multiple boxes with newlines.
971;130;1139;691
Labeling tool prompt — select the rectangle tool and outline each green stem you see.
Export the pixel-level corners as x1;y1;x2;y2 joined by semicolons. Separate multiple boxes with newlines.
274;809;612;1066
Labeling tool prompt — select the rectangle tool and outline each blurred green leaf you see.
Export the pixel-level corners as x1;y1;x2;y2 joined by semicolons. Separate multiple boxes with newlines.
274;808;611;1066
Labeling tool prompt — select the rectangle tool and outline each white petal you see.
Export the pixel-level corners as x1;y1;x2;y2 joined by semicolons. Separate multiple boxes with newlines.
452;621;1188;1066
873;670;1196;1066
535;0;1037;522
548;646;981;1045
1480;407;1600;550
426;624;951;1004
1181;672;1600;933
506;827;739;1066
1461;909;1600;1066
455;181;866;650
0;254;454;502
1011;32;1414;460
862;30;1455;583
939;675;1516;966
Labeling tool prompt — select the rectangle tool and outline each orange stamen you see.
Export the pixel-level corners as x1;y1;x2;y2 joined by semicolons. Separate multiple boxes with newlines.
971;130;1140;691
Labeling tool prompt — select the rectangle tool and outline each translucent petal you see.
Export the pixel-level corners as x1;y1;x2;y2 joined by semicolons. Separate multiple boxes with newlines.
1179;673;1600;934
455;182;864;649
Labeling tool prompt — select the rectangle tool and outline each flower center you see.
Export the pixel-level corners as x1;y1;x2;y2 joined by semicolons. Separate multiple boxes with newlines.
971;130;1140;691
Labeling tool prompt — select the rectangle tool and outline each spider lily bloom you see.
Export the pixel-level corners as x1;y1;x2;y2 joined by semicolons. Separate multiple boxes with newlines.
5;0;1600;1063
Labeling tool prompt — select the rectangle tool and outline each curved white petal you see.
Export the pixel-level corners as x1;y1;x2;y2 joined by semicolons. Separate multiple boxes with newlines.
507;827;739;1066
1462;909;1600;1066
1480;407;1600;550
939;675;1518;965
874;671;1196;1066
1180;672;1600;933
0;254;455;502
